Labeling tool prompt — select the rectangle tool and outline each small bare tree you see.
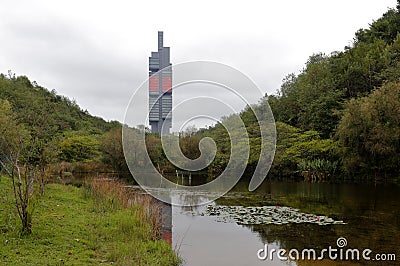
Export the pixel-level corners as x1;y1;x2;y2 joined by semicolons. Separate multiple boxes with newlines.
0;100;35;234
9;159;37;234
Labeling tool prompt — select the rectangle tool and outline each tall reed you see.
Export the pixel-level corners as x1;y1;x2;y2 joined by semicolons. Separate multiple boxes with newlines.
86;177;162;240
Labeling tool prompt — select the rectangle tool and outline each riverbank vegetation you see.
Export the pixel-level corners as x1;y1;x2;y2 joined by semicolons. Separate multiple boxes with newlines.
0;176;179;265
0;83;179;262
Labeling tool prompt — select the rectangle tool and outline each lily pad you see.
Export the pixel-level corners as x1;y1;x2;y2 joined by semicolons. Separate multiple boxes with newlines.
200;205;346;226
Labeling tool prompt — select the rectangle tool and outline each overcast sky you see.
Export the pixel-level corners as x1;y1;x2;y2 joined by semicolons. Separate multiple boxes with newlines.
0;0;396;129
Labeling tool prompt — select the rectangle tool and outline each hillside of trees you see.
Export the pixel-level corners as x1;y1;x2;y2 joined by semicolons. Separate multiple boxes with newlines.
191;3;400;182
0;72;120;134
0;72;128;179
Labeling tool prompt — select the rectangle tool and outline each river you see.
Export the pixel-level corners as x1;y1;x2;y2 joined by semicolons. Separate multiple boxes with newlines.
170;178;400;265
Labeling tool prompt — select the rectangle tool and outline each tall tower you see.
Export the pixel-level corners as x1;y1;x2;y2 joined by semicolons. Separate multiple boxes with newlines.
149;31;172;134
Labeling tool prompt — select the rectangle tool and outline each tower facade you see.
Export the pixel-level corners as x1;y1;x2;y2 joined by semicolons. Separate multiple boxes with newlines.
149;31;172;134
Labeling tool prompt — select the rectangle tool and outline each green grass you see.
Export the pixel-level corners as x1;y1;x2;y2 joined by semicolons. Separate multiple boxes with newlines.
0;176;180;265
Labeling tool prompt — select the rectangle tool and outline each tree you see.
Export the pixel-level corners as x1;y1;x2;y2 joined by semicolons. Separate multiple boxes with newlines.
266;54;343;137
271;122;339;178
179;126;201;160
336;81;400;178
0;100;35;234
59;135;99;162
22;96;57;195
100;127;128;172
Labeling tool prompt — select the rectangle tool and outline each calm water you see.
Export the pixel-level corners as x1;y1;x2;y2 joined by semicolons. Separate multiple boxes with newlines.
171;179;400;265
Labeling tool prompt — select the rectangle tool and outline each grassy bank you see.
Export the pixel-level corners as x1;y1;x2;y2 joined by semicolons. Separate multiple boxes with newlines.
0;176;180;265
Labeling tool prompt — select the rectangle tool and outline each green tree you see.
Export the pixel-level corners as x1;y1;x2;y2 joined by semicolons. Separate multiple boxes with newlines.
59;135;99;162
336;81;400;178
100;127;128;172
271;122;339;178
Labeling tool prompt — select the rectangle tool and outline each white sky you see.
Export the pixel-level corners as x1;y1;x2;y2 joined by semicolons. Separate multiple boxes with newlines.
0;0;396;128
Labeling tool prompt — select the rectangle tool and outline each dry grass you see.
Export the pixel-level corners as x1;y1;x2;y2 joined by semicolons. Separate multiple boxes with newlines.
86;177;162;240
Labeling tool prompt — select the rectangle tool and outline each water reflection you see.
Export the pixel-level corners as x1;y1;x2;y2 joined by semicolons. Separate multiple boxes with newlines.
172;178;400;265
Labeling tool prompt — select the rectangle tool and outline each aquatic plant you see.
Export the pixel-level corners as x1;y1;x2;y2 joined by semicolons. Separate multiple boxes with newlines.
297;159;338;182
201;205;346;226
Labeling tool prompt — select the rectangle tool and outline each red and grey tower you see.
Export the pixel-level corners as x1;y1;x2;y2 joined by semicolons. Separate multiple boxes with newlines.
149;31;172;134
